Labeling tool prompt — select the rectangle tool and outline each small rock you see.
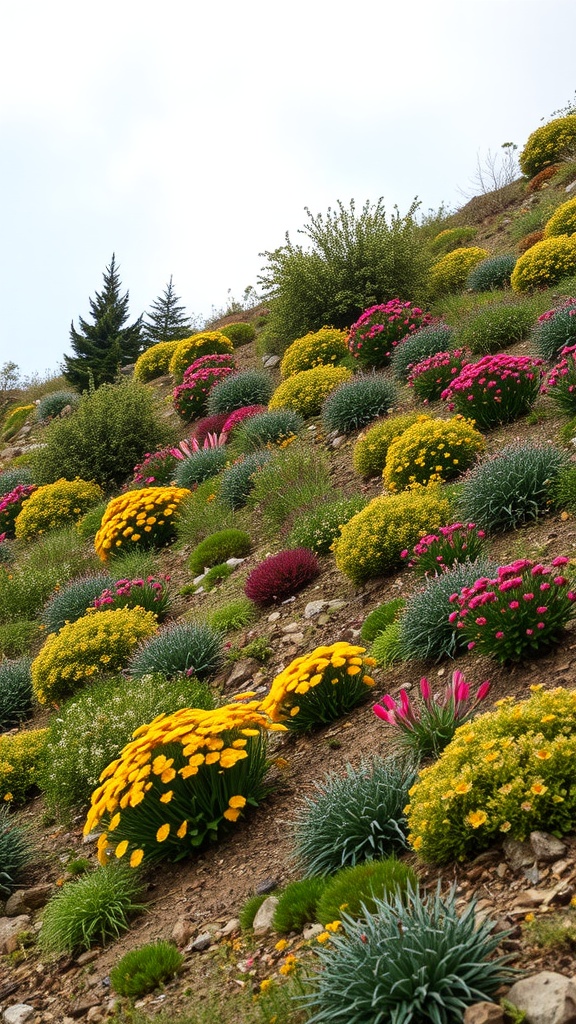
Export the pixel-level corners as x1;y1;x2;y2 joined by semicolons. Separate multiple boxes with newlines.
0;915;31;955
503;837;535;872
172;919;195;946
252;896;279;936
281;622;301;634
2;1006;36;1024
217;918;240;938
5;884;53;916
496;862;508;879
302;923;324;940
524;864;541;886
552;859;572;877
463;1003;504;1024
566;180;576;193
189;931;212;952
82;831;102;846
76;950;100;967
316;614;330;625
255;877;278;896
86;1009;104;1023
331;436;345;449
268;612;281;622
223;659;260;689
262;354;281;368
304;601;328;619
507;971;576;1024
542;882;575;907
326;600;346;611
513;889;547;907
68;996;101;1018
280;632;304;644
530;832;568;863
225;557;245;568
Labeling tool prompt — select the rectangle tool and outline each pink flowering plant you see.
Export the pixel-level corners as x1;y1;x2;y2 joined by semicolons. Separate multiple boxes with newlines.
441;353;544;430
373;670;491;760
347;300;433;369
131;449;179;488
401;523;486;577
182;353;237;384
92;575;171;621
532;298;576;361
541;344;576;416
0;484;37;537
222;405;268;435
407;349;468;404
450;557;576;664
173;366;235;421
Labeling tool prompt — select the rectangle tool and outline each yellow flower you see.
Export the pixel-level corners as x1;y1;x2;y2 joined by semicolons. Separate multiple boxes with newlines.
499;821;512;833
260;979;272;993
524;912;535;923
160;790;173;803
156;823;170;842
177;820;188;839
325;920;342;932
279;955;298;975
411;835;423;851
466;810;488;829
223;807;241;822
275;939;288;951
535;749;551;760
454;781;472;795
316;932;331;944
531;782;548;795
130;848;144;868
115;840;129;859
3;793;13;802
228;795;247;809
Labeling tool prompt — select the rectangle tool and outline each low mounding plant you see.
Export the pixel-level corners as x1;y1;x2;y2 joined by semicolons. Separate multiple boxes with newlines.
457;441;568;533
0;621;40;659
302;885;513;1023
541;344;576;414
406;685;576;863
383;416;484;492
14;478;104;541
518;229;545;254
451;557;576;663
220;321;256;347
466;253;517;291
390;322;454;381
520;115;576;178
0;467;33;493
130;448;179;488
0;728;47;805
361;598;405;643
206;369;273;415
219;451;272;509
174;446;228;488
455;301;536;356
511;235;576;292
182;353;237;383
0;658;33;731
334;487;452;584
316;856;417;926
84;702;279;866
401;522;487;576
188;529;252;575
95;486;191;560
168;331;234;383
441;354;543;429
0;484;37;537
245;548;319;605
272;877;328;933
129;621;224;680
353;413;423;478
37;390;80;422
173;365;236;420
134;340;179;382
269;365;352;417
430;246;489;296
40;573;115;633
544;194;576;238
347;300;433;369
430;225;476;256
192;411;231;442
407;349;468;403
322;374;396;434
374;670;491;761
110;940;184;997
39;864;144;955
291;757;415;876
92;576;170;621
259;642;377;731
245;442;337;534
286;495;367;554
280;328;349;378
231;408;304;453
1;404;34;441
208;597;257;634
0;805;31;895
532;298;576;360
371;625;404;668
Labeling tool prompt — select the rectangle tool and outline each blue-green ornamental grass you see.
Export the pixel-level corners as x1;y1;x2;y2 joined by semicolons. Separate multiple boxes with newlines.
532;300;576;361
40;573;115;634
322;374;396;433
390;323;454;381
0;805;31;895
230;408;304;453
129;621;224;680
0;467;34;493
39;864;144;956
174;446;228;488
0;657;33;731
37;390;80;422
466;253;517;292
219;451;272;509
206;369;274;415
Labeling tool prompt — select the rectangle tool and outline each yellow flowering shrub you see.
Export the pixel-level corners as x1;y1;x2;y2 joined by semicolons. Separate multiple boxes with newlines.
1;404;35;442
334;486;452;584
383;416;485;492
94;486;191;560
269;365;352;418
258;642;377;731
511;235;576;292
544;196;576;239
353;413;428;479
0;728;47;805
519;115;576;178
14;478;104;541
133;341;179;382
280;328;349;378
31;606;158;705
429;247;489;296
84;703;285;866
168;332;234;383
406;686;576;864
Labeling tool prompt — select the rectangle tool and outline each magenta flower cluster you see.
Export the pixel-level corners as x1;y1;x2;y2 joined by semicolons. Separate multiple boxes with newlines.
373;670;491;759
536;297;576;323
92;575;171;620
449;557;576;664
441;353;544;430
347;300;433;369
0;484;37;537
222;404;269;435
541;344;576;415
401;522;486;577
182;353;237;384
173;365;236;421
407;348;468;404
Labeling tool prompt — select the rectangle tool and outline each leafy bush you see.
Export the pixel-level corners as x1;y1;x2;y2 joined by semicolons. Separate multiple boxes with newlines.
430;246;489;296
406;685;576;862
361;598;405;642
401;522;486;576
219;321;256;346
544;195;576;238
0;658;33;731
0;621;40;658
134;340;179;382
429;225;477;256
260;642;376;731
188;529;252;575
286;495;367;554
246;442;336;533
1;404;35;441
206;369;273;415
442;354;543;429
195;562;231;591
407;349;468;403
231;408;304;453
390;322;454;381
551;464;576;512
383;416;484;492
347;300;433;369
173;366;236;420
129;621;223;680
41;573;114;633
321;374;396;434
466;253;517;291
398;558;496;662
269;365;352;417
303;885;512;1023
111;940;184;997
316;857;417;926
371;622;404;667
511;235;576;292
280;328;349;378
173;447;228;488
14;478;103;541
191;411;231;442
95;486;191;560
352;413;423;478
32;379;176;490
0;484;37;537
0;805;31;894
532;298;576;360
208;597;257;633
219;451;272;509
272;877;328;933
455;301;536;355
168;332;234;383
457;441;568;532
42;673;215;815
32;606;158;706
291;757;415;875
520;115;576;177
334;487;452;584
39;864;144;955
245;548;319;605
0;728;47;805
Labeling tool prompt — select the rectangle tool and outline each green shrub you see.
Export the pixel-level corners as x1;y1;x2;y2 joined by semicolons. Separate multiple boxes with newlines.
511;235;576;292
316;857;417;926
198;562;232;590
37;390;79;422
0;468;33;493
129;621;223;680
455;301;536;355
0;805;31;895
14;478;103;541
532;299;576;360
206;369;273;415
370;622;404;667
174;447;228;488
520;115;576;177
353;413;423;478
111;940;184;997
174;479;236;547
466;253;517;292
361;598;405;642
0;728;47;805
31;379;176;490
168;332;234;383
0;658;33;731
76;501;108;540
219;322;256;346
285;495;367;555
219;451;272;509
1;405;35;441
429;226;477;256
272;877;328;933
430;247;489;296
188;529;252;575
269;365;352;418
457;441;568;532
40;573;114;634
334;487;452;584
208;597;257;633
551;464;576;513
246;443;337;536
292;758;415;876
0;621;40;658
239;893;268;930
280;328;349;378
133;340;179;382
231;408;304;453
383;416;485;492
390;323;454;381
39;864;144;955
322;375;396;434
0;528;99;625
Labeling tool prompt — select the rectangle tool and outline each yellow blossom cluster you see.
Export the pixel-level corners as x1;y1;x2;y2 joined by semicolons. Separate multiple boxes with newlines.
94;486;191;560
519;115;576;178
280;327;349;378
511;235;576;292
429;247;489;297
269;365;352;418
133;340;179;382
353;413;424;478
168;331;234;383
14;477;104;540
0;728;47;805
383;416;485;493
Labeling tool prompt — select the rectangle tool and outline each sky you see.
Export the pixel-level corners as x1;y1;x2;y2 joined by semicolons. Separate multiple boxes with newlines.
1;0;576;378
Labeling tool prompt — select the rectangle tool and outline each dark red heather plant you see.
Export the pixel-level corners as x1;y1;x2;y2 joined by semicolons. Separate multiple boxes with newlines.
244;548;320;605
192;413;230;443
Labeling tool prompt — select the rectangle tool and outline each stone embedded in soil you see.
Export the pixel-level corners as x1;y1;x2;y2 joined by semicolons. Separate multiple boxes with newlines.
255;877;278;895
223;658;261;690
5;885;53;917
0;915;31;955
304;600;328;619
172;919;195;946
188;931;212;952
2;1007;36;1024
252;896;279;936
463;1003;505;1024
281;622;301;633
506;972;576;1024
530;832;568;863
280;632;304;644
303;923;324;940
216;918;240;938
267;611;281;622
504;837;536;873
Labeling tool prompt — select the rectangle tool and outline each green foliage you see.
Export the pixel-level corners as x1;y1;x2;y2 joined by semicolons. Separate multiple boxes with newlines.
321;375;397;434
361;599;405;642
524;909;576;952
188;529;252;575
353;413;423;478
286;496;368;555
273;877;328;932
269;365;352;417
551;464;576;513
39;864;144;955
520;115;576;177
32;378;176;490
206;369;274;415
370;622;404;667
200;563;233;590
219;451;272;509
390;323;454;381
246;443;337;534
0;805;31;895
231;409;304;454
111;940;184;997
143;276;194;346
383;416;484;492
532;300;576;361
511;235;576;292
0;657;33;731
239;893;268;930
208;597;257;633
14;478;104;541
133;340;180;382
66;858;91;875
0;468;33;493
258;198;431;347
175;478;236;548
303;885;513;1024
466;254;517;292
280;328;349;378
316;857;417;926
544;196;576;239
0;728;47;805
37;390;80;422
1;404;35;441
429;225;477;256
76;501;108;540
430;246;489;296
457;441;568;532
292;758;415;876
455;300;536;355
0;621;40;658
168;332;234;383
174;447;228;488
219;322;256;346
129;621;223;680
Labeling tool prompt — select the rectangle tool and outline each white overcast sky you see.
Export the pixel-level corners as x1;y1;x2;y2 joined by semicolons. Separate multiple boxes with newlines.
1;0;575;378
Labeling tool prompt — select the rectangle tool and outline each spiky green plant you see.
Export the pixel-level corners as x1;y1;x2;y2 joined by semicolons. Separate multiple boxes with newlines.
0;805;31;896
39;864;144;955
110;940;184;997
272;877;329;933
129;622;224;680
0;657;33;731
322;375;396;434
316;856;417;926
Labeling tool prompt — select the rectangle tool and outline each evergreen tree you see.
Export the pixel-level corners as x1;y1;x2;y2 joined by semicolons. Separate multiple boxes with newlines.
142;275;194;345
63;255;143;390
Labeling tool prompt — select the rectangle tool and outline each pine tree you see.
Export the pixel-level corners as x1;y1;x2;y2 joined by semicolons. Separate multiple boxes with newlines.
63;254;143;390
142;276;194;345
